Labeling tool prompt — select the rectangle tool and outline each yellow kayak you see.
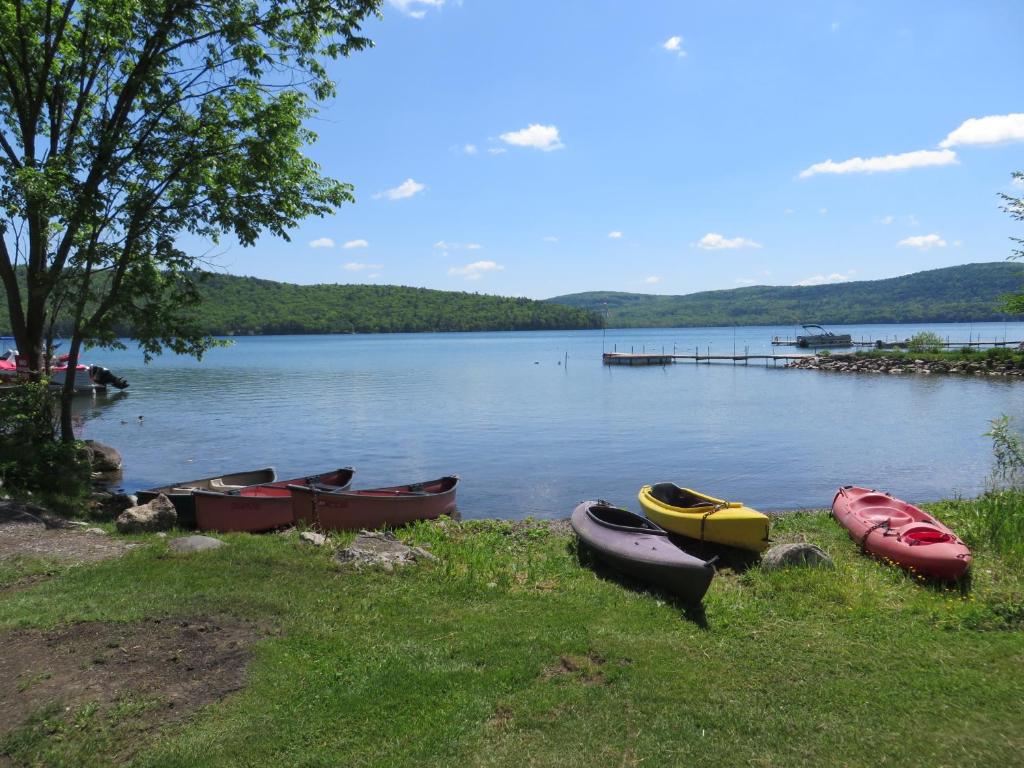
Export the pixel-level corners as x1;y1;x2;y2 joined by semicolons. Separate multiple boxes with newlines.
638;483;771;552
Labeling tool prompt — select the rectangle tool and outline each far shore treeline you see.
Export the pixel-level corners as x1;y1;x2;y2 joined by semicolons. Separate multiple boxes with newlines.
0;262;1020;338
550;262;1024;328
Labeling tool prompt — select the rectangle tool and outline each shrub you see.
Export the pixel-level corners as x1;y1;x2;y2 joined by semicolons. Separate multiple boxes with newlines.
0;382;90;501
907;331;944;353
961;416;1024;564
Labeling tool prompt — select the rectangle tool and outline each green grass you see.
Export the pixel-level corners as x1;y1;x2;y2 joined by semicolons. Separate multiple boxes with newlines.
1;510;1022;767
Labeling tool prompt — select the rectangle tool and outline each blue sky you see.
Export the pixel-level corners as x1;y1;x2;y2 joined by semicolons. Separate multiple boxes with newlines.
213;0;1024;299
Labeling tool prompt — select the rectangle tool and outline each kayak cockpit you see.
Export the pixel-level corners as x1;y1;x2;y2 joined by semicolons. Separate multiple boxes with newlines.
649;483;721;509
587;503;665;534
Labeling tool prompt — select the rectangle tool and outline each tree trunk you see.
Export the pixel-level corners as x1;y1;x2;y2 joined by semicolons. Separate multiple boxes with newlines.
59;334;84;444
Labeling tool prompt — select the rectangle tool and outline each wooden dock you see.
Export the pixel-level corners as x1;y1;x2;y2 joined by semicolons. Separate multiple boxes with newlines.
603;352;810;366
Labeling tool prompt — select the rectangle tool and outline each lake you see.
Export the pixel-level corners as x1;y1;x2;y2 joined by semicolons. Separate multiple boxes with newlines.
72;321;1024;519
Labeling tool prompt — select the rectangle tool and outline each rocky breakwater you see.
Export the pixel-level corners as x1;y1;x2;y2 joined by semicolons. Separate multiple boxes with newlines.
785;354;1024;377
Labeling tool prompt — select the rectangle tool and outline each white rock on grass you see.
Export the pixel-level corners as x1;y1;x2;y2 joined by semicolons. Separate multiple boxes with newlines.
168;535;225;553
299;531;327;546
761;542;833;571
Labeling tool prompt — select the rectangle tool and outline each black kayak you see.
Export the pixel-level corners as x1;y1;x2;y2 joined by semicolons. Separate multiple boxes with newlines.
571;500;716;603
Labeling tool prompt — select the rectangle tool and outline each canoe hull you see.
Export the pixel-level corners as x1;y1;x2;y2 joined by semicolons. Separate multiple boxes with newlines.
832;486;971;580
571;501;715;603
290;476;458;531
638;484;771;552
137;467;277;528
192;468;355;533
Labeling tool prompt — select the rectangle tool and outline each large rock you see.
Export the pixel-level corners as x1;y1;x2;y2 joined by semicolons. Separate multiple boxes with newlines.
84;440;123;472
761;542;834;571
168;535;225;553
116;494;177;533
334;530;437;571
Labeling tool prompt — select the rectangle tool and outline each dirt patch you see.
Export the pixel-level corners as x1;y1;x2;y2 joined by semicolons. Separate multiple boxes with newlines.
0;616;263;743
540;652;607;686
0;505;136;568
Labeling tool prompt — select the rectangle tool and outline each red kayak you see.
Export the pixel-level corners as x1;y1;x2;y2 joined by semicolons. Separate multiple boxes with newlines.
289;475;458;531
832;486;971;580
193;468;354;533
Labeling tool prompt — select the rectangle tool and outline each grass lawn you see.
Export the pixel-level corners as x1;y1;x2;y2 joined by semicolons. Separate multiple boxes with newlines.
1;507;1022;767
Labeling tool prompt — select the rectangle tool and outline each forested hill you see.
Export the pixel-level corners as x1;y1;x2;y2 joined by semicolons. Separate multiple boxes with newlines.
182;276;604;335
0;274;603;336
547;262;1024;327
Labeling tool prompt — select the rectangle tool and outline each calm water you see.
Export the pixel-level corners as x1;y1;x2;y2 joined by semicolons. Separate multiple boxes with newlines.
72;322;1024;519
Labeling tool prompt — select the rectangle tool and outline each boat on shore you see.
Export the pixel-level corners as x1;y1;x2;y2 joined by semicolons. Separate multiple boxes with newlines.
0;349;128;392
192;468;355;533
137;468;278;527
832;486;971;580
289;475;458;531
571;500;716;603
638;483;771;552
794;324;853;348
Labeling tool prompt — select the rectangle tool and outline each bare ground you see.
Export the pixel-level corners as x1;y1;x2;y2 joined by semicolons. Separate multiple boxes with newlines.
0;616;263;743
0;502;136;575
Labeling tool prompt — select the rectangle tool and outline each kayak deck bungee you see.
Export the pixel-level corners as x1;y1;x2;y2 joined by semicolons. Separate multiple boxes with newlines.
832;486;971;580
638;483;771;552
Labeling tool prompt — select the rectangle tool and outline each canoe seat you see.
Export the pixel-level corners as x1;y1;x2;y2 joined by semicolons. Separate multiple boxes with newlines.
862;506;913;528
210;479;245;490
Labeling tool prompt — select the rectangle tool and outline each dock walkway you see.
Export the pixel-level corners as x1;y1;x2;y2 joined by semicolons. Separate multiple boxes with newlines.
602;352;809;366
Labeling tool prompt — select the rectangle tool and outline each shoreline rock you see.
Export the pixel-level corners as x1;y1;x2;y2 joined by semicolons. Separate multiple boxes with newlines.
785;353;1024;377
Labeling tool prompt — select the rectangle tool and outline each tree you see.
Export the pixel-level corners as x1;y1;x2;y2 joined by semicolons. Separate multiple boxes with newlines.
0;0;381;440
1002;171;1024;314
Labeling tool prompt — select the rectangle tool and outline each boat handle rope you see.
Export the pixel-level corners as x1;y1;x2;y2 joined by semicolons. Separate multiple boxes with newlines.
696;503;731;542
860;520;889;551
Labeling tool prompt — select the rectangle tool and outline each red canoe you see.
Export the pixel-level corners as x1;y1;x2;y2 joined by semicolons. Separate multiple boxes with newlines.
832;486;971;580
289;475;458;531
193;468;354;533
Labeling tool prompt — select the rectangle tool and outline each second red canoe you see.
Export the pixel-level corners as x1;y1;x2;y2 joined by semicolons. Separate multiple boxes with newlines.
289;475;458;531
832;485;971;580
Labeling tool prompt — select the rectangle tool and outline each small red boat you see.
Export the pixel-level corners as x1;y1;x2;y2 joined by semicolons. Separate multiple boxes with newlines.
832;486;971;580
193;468;354;533
289;475;458;531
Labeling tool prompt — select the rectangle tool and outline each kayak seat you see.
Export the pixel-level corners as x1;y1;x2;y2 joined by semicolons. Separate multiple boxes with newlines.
649;483;716;509
902;526;953;545
862;506;912;527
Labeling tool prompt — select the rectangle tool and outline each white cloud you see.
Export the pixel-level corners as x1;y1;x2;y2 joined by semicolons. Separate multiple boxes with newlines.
344;262;384;271
342;239;368;249
487;147;507;155
1012;176;1024;190
796;272;853;287
783;208;794;215
434;240;481;251
608;231;623;239
309;237;335;249
448;260;504;280
662;36;686;57
696;232;762;250
542;235;559;243
375;178;426;201
368;273;382;279
898;233;947;249
940;113;1024;148
799;148;957;178
644;276;661;284
819;208;828;215
879;215;895;225
499;124;564;151
463;144;478;155
389;0;444;18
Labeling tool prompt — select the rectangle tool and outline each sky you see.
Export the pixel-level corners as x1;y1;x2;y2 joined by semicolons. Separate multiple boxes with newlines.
208;0;1024;299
